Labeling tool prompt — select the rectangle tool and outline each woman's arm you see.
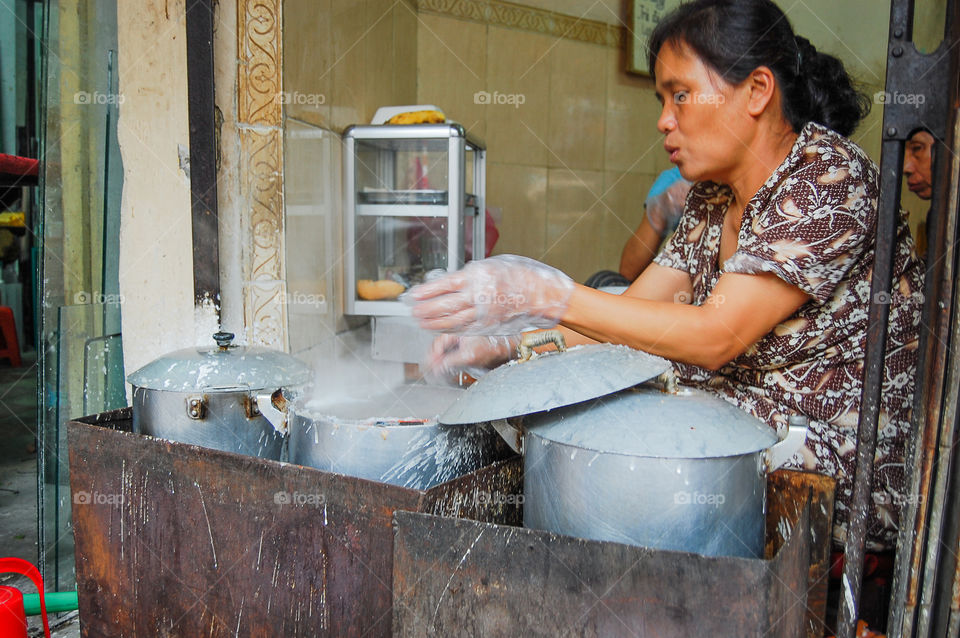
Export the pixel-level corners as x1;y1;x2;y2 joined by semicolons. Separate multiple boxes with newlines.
539;262;695;350
619;219;663;281
561;270;810;370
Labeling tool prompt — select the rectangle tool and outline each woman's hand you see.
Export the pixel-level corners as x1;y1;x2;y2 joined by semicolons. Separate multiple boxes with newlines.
423;333;520;382
407;255;575;335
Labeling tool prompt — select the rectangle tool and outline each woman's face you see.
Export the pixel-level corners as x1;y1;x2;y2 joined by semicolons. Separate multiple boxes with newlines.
654;41;751;184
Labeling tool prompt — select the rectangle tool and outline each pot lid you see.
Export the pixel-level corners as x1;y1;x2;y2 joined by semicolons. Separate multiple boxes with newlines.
438;343;671;425
127;331;311;392
524;385;778;458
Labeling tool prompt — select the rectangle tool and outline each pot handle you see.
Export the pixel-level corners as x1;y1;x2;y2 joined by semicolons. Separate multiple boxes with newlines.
517;330;566;362
256;389;290;435
763;415;809;472
491;418;523;454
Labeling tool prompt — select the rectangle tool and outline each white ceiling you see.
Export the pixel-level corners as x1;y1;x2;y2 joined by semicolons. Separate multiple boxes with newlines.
511;0;624;26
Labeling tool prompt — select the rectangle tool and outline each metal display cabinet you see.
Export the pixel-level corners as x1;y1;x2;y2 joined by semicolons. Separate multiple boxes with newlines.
343;123;485;316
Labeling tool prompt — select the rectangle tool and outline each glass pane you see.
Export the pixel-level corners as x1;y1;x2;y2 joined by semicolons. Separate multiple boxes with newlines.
356;138;448;197
37;0;123;591
283;118;340;354
465;147;475;195
45;302;124;590
354;216;448;300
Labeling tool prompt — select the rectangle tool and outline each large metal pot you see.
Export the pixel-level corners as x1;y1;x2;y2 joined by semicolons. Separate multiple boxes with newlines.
259;385;513;490
127;332;311;460
438;335;806;558
519;385;805;558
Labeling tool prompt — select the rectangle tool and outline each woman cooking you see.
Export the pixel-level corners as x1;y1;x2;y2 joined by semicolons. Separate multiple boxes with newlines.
408;0;923;552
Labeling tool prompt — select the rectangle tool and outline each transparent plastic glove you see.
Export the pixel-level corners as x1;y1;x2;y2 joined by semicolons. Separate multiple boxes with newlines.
423;333;520;383
644;171;692;236
406;255;575;335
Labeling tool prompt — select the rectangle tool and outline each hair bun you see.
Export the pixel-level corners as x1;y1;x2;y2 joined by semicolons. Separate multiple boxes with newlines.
794;36;818;76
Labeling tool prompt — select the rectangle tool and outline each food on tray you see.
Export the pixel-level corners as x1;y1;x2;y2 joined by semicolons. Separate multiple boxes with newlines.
357;279;406;300
387;109;446;125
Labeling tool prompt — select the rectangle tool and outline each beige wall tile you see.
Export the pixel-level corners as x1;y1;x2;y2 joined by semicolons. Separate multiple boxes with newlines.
417;13;487;140
544;168;604;281
484;26;553;166
487;162;547;260
329;0;368;131
364;0;399;122
282;0;332;127
547;39;606;170
394;2;419;104
605;46;662;175
600;170;656;272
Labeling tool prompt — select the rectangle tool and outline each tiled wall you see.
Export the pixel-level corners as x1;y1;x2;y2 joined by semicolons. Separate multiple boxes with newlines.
417;13;672;282
283;0;418;133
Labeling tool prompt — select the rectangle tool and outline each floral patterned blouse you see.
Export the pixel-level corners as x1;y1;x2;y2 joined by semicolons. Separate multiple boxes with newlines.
654;122;924;550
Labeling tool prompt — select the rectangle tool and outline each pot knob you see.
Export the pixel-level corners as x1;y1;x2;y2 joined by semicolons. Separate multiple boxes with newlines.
213;331;235;350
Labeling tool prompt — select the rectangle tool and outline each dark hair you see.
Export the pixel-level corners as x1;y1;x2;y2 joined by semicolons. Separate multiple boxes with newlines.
647;0;870;136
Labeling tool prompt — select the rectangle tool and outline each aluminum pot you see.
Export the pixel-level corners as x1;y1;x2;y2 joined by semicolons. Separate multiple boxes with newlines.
127;332;311;460
259;385;513;490
516;385;806;558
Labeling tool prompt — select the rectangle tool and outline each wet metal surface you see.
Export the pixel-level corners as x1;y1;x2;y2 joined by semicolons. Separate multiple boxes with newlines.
68;410;520;637
392;470;832;637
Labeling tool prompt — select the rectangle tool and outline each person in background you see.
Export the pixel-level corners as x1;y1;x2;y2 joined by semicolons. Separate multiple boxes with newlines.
586;168;693;289
903;128;935;257
619;168;692;281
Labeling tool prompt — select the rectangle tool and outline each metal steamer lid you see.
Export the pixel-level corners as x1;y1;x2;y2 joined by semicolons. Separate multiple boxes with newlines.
523;385;778;458
438;342;673;425
126;332;311;392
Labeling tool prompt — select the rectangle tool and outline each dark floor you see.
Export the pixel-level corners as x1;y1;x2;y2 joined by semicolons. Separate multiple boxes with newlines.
0;350;41;566
0;351;81;636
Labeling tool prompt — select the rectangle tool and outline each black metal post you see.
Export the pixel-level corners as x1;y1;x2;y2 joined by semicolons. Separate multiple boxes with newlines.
837;0;956;634
185;0;220;310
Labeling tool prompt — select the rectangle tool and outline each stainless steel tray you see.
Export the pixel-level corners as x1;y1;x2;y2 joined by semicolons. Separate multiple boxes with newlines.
358;189;449;205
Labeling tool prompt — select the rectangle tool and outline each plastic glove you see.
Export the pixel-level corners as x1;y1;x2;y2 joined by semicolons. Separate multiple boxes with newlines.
423;333;520;383
644;168;691;236
406;254;575;335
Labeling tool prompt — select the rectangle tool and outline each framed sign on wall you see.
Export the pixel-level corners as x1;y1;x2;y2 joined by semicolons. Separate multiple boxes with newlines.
627;0;684;75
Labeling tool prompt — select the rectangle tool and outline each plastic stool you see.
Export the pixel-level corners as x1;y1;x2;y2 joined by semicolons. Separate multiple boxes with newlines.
0;306;21;367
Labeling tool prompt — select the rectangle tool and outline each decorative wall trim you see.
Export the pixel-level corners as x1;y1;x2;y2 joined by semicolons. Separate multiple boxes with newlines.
237;0;287;349
238;0;282;126
416;0;624;48
240;129;284;281
244;281;289;348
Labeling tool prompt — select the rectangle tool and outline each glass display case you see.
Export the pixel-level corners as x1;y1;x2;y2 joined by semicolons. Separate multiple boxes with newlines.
343;123;485;316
